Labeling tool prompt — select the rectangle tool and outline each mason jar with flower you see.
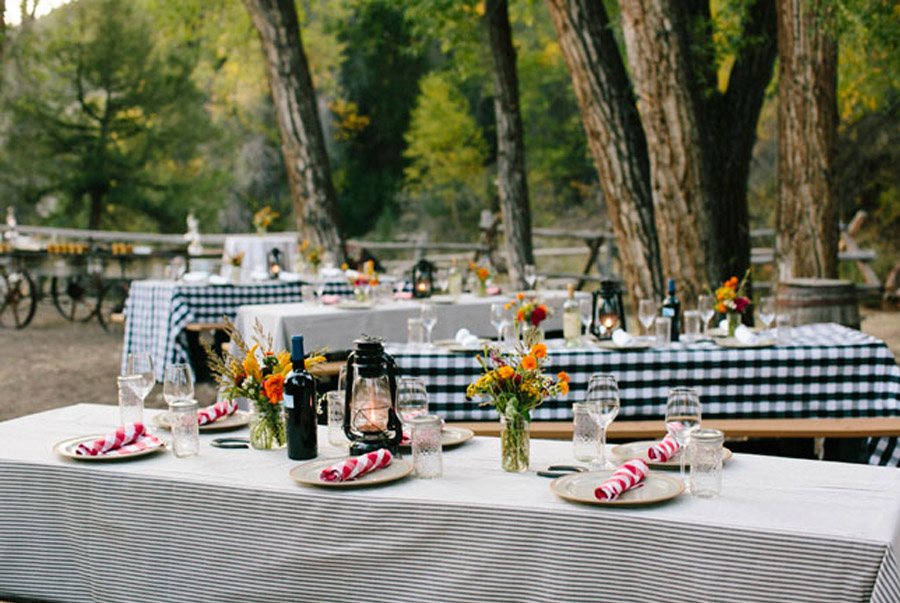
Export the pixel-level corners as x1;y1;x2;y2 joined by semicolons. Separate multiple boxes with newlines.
467;342;569;472
469;261;491;297
507;293;551;345
714;271;751;337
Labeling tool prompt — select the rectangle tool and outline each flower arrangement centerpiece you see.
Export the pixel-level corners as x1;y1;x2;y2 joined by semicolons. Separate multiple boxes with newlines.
468;261;491;296
467;342;570;472
224;251;245;283
206;319;324;449
506;292;552;345
253;206;279;235
715;270;751;336
226;251;245;267
347;259;379;301
298;239;323;274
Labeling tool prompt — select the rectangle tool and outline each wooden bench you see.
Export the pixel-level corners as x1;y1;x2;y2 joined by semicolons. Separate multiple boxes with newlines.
185;322;228;333
448;417;900;440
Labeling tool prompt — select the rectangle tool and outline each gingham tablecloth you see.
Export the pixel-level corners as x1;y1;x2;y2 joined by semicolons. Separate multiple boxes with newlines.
121;279;352;381
388;323;900;467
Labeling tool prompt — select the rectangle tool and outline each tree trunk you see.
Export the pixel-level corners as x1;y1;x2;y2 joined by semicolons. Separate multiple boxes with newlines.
88;189;103;230
243;0;345;260
619;0;719;303
484;0;534;288
775;0;839;279
545;0;664;303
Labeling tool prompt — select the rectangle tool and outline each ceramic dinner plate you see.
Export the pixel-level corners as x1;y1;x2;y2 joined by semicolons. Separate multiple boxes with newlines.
337;300;374;310
152;410;250;433
611;440;733;470
593;339;653;351
289;458;413;488
715;337;776;349
53;434;166;462
551;469;684;506
400;426;475;450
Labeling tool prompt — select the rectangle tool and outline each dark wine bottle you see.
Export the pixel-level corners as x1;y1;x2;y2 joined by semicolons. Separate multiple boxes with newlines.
661;278;681;342
284;335;317;460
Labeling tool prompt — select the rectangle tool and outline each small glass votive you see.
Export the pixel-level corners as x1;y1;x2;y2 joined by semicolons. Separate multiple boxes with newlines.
117;374;145;425
775;313;793;345
572;402;601;462
682;310;702;343
654;316;672;347
300;284;316;303
168;399;200;458
689;428;724;498
407;317;425;347
410;414;443;479
326;391;348;447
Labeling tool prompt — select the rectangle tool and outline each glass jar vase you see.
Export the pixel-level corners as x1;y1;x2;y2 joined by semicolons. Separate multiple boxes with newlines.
500;413;530;472
727;311;741;337
248;398;286;450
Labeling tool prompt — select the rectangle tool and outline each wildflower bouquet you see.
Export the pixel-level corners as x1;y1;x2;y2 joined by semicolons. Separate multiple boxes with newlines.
299;239;323;272
226;251;245;267
253;206;279;234
467;342;570;471
715;270;751;336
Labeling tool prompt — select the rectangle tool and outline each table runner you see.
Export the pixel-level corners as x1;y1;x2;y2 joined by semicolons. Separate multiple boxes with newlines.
388;323;900;466
0;404;898;603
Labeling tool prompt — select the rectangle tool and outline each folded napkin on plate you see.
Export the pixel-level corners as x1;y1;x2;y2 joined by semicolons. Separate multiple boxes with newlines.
647;434;680;462
734;324;760;344
320;448;393;483
74;423;163;457
718;318;728;331
611;329;636;347
198;399;238;426
454;328;481;347
594;459;649;501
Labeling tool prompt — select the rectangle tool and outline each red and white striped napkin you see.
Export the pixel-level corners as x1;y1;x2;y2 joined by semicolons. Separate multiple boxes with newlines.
320;448;393;483
74;423;163;457
647;434;680;462
198;399;238;426
594;459;649;501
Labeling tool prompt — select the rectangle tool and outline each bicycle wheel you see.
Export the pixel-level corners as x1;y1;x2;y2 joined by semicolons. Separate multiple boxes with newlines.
51;274;100;322
97;279;129;331
0;269;38;328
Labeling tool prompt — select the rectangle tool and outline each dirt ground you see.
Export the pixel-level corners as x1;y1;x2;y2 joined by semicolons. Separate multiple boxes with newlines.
1;302;897;423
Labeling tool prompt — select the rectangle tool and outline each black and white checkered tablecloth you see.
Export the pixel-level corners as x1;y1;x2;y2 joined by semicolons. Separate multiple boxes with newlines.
121;279;352;382
388;323;900;467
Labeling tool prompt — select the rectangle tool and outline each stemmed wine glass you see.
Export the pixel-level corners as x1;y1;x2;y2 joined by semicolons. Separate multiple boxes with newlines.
697;294;715;337
163;363;194;405
523;264;537;290
420;304;437;346
579;298;593;343
397;377;429;427
126;352;155;407
665;387;702;487
638;299;657;338
490;303;509;342
757;296;776;331
586;373;620;469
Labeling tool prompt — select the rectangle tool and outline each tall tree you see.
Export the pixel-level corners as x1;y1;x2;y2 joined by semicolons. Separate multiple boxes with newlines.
484;0;534;287
775;0;839;279
243;0;345;259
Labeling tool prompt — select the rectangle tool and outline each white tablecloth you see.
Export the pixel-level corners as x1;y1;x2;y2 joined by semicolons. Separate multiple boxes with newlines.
222;234;298;282
1;404;898;603
234;291;587;353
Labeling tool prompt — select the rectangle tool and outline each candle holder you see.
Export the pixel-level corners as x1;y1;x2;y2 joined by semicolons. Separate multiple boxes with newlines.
267;248;283;279
411;259;435;298
342;337;403;456
591;280;627;339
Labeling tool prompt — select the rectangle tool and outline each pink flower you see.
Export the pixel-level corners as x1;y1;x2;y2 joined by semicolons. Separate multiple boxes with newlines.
734;296;750;313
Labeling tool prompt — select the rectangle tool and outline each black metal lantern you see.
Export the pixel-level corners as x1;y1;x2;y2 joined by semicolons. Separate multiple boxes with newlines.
411;259;435;298
592;280;627;339
267;248;283;279
343;337;403;456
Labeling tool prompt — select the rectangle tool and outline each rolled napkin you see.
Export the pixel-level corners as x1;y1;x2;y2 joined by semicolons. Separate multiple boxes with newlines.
454;328;472;344
74;423;163;457
320;294;342;305
197;399;238;426
320;448;393;483
611;329;636;347
647;434;680;462
394;291;413;300
594;459;650;501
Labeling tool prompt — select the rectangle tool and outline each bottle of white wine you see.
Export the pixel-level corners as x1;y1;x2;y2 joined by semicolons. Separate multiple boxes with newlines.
563;284;581;347
447;257;463;297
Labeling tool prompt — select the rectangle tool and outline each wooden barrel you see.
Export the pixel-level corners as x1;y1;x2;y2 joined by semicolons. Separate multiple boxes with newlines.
776;278;860;329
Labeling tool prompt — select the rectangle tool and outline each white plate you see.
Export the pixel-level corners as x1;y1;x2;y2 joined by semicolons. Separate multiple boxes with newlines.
551;469;684;506
289;458;413;488
153;410;250;432
429;295;458;304
337;301;374;310
611;440;733;469
53;434;166;462
593;339;653;351
715;337;775;349
400;426;474;450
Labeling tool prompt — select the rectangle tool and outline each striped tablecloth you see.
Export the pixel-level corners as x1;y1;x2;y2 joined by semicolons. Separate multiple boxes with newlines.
388;323;900;466
0;404;897;603
121;279;352;381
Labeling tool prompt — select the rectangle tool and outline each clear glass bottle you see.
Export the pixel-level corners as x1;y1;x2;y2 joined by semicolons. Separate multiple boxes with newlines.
447;257;463;297
563;284;581;347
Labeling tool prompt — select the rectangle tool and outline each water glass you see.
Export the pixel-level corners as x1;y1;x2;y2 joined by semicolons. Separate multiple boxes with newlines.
682;310;702;342
410;414;443;479
523;264;537;290
490;303;509;341
776;313;793;345
117;375;145;425
125;353;155;402
697;294;715;335
654;316;672;347
689;428;724;498
326;391;348;447
585;373;620;469
163;364;194;405
300;284;316;304
758;296;776;330
168;399;200;458
397;377;428;425
638;299;657;336
572;402;601;462
407;318;425;347
420;304;437;345
665;387;702;486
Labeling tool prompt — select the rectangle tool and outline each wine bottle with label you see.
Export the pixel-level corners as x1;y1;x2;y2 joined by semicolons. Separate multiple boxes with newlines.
660;278;681;342
563;284;581;347
284;335;317;460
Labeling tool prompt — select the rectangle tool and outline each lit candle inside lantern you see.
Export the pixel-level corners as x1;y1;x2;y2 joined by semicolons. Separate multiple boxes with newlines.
416;281;428;293
359;392;389;433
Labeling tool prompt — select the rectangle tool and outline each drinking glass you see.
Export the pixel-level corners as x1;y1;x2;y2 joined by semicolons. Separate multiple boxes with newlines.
572;402;601;462
168;399;199;458
775;312;793;345
163;363;193;405
326;391;348;447
579;298;593;342
316;281;327;303
682;310;702;343
407;317;425;347
585;373;620;469
125;352;155;404
758;296;776;330
397;377;429;426
638;299;657;337
117;374;145;426
490;303;509;341
435;269;449;295
420;304;437;346
665;387;702;487
654;316;672;347
697;294;715;336
689;428;724;498
410;414;443;479
523;264;537;290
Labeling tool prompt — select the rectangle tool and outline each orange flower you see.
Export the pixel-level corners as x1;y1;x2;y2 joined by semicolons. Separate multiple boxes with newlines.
477;267;490;281
521;355;537;370
262;374;284;404
497;365;514;380
530;343;547;358
557;371;570;383
715;302;726;313
516;309;525;322
516;292;525;301
559;381;569;395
